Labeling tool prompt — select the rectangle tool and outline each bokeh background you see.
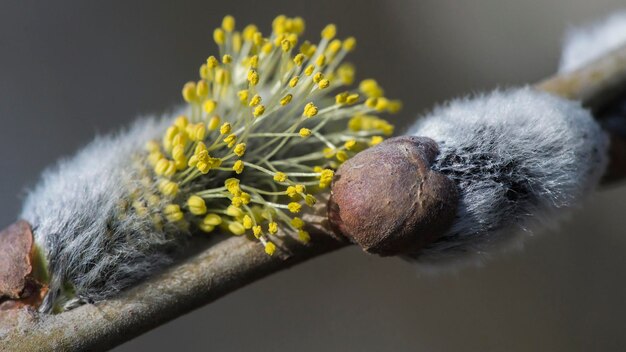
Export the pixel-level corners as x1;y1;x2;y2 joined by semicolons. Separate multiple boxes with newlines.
2;1;626;351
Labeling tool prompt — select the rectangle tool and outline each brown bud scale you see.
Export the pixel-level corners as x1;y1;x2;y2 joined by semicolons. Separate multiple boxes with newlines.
328;136;458;256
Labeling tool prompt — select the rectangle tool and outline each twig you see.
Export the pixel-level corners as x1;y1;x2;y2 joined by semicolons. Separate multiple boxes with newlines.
3;44;626;351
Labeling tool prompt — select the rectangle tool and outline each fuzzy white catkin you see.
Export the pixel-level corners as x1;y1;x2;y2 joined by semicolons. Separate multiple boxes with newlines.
407;88;608;268
21;115;183;312
560;11;626;73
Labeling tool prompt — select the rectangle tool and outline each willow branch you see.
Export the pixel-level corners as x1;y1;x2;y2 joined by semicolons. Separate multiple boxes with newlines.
3;44;626;351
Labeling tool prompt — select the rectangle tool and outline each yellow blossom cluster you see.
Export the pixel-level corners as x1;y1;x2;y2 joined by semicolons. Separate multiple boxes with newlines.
140;15;399;256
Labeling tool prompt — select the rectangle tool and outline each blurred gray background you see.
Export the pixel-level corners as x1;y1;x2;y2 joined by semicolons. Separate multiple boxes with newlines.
2;1;626;351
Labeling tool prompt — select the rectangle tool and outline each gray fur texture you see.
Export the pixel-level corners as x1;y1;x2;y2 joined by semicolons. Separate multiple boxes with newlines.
21;115;185;312
560;11;626;73
408;88;608;268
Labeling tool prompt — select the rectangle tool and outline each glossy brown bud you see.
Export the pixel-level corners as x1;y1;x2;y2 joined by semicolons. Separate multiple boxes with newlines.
328;136;458;256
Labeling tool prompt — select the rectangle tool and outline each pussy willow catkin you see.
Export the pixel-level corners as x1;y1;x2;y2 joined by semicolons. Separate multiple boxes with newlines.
21;15;399;313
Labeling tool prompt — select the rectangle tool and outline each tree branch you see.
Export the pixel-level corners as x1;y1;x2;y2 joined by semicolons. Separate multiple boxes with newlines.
3;44;626;351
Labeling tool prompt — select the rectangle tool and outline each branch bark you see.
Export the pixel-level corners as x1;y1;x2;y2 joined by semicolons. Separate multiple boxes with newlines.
3;44;626;351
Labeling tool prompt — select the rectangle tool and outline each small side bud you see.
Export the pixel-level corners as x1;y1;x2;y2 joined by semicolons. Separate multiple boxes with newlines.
328;136;458;256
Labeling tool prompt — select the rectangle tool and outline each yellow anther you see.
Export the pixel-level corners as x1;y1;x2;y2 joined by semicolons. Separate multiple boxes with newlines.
249;55;259;68
172;144;186;162
365;97;378;108
286;186;298;198
292;17;305;34
225;178;241;195
305;194;316;206
226;205;243;217
252;32;264;46
295;184;305;193
240;192;250;204
208;115;221;130
233;32;242;53
188;123;206;142
313;72;324;83
298;128;311;137
291;217;305;229
196;80;208;98
213;28;225;45
315;54;326;67
145;140;160;153
203;213;223;226
172;132;188;147
242;215;253;229
222;15;235;32
281;39;292;52
173;115;189;130
199;222;215;233
155;159;176;177
164;204;184;223
199;64;209;79
222;54;232;64
343;37;357;51
321;24;337;40
264;242;277;256
370;136;384;146
182;82;197;102
238;89;249;104
318;79;330;89
327;39;342;56
148;151;164;166
234;143;246;157
220;122;231;135
323;147;336;158
280;94;293;106
188;195;207;215
247;69;259;86
304;44;317;57
215;68;229;85
261;42;273;53
335;92;348;104
231;197;243;208
288;202;302;213
273;172;288;183
273;33;287;47
319;169;335;188
233;160;244;174
287;33;298;46
337;63;355;85
223;133;237;146
336;150;348;162
159;180;179;197
304;65;314;76
249;94;262;107
346;93;360;105
293;53;305;66
344;140;357;150
195;141;208;154
253;105;265;117
243;24;258;41
207;56;219;69
268;222;278;234
374;97;390;111
388;100;403;113
359;79;384;98
298;230;311;243
289;76;299;88
252;225;262;238
228;222;246;235
272;14;287;33
303;102;318;118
